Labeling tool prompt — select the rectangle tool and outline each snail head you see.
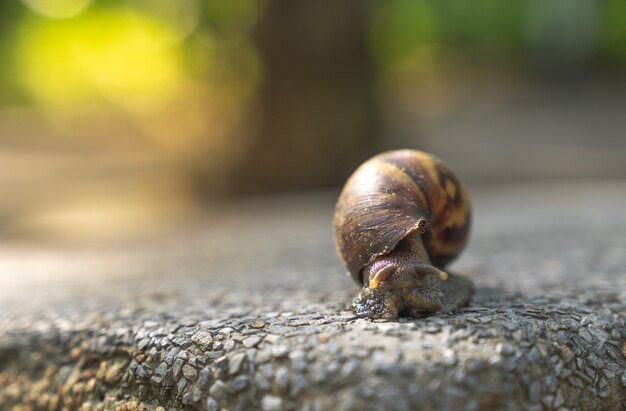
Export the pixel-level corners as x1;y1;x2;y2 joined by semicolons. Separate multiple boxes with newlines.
364;251;448;291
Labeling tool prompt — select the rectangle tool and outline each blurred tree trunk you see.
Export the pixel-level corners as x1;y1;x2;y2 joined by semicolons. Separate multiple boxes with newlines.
232;0;379;194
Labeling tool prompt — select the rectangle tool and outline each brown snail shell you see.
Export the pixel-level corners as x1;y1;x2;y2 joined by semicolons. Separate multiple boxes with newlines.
333;149;472;319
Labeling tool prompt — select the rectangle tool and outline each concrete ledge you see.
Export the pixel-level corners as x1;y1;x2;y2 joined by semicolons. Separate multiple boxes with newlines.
1;182;625;410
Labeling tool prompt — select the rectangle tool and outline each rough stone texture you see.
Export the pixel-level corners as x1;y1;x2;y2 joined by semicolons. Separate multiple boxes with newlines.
0;181;625;410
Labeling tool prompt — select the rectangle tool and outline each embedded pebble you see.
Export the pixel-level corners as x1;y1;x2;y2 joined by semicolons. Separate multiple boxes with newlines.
209;380;227;399
255;372;272;391
176;377;187;393
271;345;289;358
340;360;360;378
104;363;125;385
229;375;250;393
251;320;266;329
578;329;593;344
275;366;289;390
206;397;219;411
164;347;180;365
586;352;603;369
182;392;193;405
182;364;198;380
162;370;175;387
136;365;151;379
255;349;271;364
265;334;281;344
527;346;541;363
191;331;213;348
228;352;247;375
171;359;184;380
243;335;263;348
154;362;167;377
262;395;283;411
197;367;213;390
289;374;308;397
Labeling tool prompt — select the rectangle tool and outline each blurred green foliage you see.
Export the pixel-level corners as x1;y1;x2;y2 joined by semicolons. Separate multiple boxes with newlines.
0;0;625;150
602;0;626;61
2;0;626;110
0;0;261;110
370;0;526;69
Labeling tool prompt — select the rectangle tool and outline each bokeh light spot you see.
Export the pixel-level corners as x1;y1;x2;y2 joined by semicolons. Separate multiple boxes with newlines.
21;0;92;19
128;0;201;42
16;9;184;112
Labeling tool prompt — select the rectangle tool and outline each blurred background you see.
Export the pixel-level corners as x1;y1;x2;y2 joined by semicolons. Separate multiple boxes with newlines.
2;0;626;244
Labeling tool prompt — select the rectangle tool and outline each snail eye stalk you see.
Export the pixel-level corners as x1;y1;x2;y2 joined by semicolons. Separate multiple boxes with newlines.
369;264;397;289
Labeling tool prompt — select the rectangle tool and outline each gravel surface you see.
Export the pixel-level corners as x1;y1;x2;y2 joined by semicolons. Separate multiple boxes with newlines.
0;181;625;410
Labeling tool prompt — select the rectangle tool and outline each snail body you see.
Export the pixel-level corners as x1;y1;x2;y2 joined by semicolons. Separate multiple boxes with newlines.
333;149;473;319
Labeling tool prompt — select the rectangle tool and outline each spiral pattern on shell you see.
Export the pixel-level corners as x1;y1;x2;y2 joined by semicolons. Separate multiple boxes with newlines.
333;149;471;286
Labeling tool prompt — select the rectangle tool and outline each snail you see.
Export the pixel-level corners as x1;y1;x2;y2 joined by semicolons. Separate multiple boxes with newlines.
333;149;473;320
